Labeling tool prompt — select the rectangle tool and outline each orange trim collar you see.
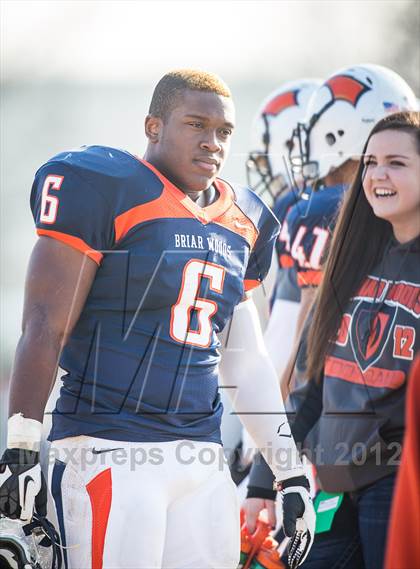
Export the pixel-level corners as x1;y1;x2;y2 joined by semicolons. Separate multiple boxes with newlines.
137;158;234;224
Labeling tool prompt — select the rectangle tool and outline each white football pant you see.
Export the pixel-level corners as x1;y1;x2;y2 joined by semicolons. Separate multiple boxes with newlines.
49;436;240;569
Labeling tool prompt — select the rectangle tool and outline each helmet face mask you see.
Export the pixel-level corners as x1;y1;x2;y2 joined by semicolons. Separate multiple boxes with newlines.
247;79;322;205
246;150;288;206
291;64;418;189
0;516;62;569
289;121;322;194
0;532;33;568
289;122;309;177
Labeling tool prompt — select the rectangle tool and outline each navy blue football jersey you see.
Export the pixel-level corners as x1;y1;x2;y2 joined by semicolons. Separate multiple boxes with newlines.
270;188;312;303
30;146;279;443
285;184;346;288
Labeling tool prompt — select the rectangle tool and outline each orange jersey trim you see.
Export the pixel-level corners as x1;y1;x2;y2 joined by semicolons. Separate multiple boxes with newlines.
86;468;112;569
37;229;103;265
114;186;196;242
297;270;323;287
244;279;261;292
135;158;234;223
280;254;294;268
325;355;406;390
114;163;258;247
115;163;238;241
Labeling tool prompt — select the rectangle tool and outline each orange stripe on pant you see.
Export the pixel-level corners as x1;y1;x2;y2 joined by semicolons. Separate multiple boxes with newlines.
86;468;112;569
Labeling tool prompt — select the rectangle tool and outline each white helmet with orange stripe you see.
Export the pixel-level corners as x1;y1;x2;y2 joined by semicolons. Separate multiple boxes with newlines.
246;78;322;205
290;64;418;184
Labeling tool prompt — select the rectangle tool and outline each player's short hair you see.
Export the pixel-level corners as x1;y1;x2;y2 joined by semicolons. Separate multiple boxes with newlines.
149;69;232;122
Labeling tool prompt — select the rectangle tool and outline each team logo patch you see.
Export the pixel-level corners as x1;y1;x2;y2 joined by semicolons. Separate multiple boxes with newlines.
263;90;299;116
325;75;371;107
350;301;397;372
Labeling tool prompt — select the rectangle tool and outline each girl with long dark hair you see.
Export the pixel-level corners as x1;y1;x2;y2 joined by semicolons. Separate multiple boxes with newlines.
300;111;420;568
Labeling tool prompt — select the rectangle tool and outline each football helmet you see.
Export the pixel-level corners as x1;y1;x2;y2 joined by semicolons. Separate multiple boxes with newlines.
290;64;418;185
246;78;322;205
0;515;62;569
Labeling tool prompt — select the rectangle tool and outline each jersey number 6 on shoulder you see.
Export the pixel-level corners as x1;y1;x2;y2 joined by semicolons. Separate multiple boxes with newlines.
40;174;64;224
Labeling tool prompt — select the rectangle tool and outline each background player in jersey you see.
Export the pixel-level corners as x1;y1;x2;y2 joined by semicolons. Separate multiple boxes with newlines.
246;78;322;377
0;70;315;568
225;79;321;497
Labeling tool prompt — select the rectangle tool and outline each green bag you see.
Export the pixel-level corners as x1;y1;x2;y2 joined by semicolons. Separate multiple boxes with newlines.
313;491;344;534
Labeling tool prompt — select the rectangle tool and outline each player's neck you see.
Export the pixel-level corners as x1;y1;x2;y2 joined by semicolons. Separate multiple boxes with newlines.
142;152;219;206
186;186;219;207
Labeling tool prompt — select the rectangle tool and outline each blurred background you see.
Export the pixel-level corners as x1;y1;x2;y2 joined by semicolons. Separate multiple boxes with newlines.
1;0;419;446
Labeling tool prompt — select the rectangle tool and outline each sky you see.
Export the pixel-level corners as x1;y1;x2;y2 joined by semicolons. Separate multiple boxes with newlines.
1;0;416;85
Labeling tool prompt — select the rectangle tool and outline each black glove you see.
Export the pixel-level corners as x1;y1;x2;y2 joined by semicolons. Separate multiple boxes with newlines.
278;475;315;568
0;448;47;521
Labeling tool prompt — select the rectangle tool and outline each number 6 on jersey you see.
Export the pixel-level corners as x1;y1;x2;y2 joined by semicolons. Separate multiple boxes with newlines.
170;260;226;348
40;174;64;224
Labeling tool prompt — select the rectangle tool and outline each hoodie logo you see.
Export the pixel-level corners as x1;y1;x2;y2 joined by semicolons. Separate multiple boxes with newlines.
263;90;299;116
325;75;371;107
350;301;397;372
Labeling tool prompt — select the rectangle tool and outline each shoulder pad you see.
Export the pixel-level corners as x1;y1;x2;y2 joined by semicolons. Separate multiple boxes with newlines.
228;181;278;230
43;145;140;179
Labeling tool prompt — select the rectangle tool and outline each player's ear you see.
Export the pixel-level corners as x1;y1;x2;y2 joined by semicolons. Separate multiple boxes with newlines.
145;115;162;143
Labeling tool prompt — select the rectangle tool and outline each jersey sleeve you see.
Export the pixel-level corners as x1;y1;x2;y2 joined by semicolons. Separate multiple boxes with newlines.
273;191;296;270
244;210;279;292
276;214;295;270
30;162;115;264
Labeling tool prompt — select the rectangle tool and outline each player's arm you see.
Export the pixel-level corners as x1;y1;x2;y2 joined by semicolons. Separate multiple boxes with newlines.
219;298;315;566
10;158;112;423
243;373;323;529
9;236;98;420
219;298;302;479
0;236;97;520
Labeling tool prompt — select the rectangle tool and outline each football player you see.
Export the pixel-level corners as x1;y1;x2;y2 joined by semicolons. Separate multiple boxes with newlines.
0;70;315;569
246;78;322;376
223;79;321;489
